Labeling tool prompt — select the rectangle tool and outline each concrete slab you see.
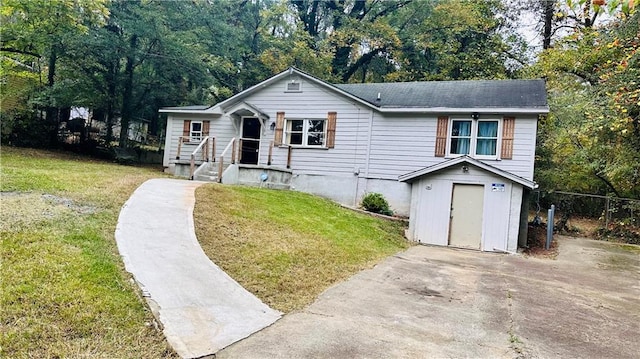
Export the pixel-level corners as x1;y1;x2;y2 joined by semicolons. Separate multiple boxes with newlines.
115;178;281;359
218;236;640;359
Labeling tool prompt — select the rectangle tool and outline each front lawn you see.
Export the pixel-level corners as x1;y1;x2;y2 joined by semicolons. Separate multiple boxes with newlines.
0;146;410;357
0;147;176;358
193;185;411;313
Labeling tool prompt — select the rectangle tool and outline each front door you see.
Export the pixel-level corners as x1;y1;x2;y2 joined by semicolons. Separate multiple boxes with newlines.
240;117;261;165
449;184;484;249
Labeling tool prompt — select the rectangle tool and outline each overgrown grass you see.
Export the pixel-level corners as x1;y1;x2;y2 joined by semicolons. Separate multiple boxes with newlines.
0;147;176;358
193;184;411;313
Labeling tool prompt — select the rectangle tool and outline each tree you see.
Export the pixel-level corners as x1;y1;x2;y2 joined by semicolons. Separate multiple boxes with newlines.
531;7;639;198
524;0;637;49
1;0;109;145
389;0;525;81
288;0;409;82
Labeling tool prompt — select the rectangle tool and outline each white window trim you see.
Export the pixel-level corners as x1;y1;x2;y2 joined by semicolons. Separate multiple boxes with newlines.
190;120;203;142
446;118;502;160
284;118;327;148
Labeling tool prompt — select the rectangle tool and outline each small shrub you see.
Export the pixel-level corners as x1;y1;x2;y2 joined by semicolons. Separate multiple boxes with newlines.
361;192;393;216
596;224;640;245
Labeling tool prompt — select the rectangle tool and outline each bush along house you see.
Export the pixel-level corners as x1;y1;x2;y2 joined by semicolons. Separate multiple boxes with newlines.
160;67;548;253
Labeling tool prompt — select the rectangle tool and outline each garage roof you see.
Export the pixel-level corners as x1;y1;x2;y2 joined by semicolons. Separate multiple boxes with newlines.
398;156;537;189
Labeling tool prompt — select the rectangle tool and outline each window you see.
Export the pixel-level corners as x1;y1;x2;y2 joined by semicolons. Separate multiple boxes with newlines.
181;120;209;143
475;121;498;156
190;121;203;141
447;119;500;158
285;118;326;147
450;120;472;155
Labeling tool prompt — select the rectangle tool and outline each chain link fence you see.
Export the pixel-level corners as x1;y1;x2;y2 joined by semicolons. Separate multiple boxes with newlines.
529;190;640;244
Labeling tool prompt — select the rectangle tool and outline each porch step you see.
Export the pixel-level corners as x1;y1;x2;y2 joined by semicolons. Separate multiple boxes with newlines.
194;170;218;182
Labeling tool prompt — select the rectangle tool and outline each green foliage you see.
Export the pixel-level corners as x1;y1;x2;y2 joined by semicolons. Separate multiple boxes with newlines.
390;0;520;81
0;108;51;148
0;0;539;150
530;11;640;199
262;0;525;83
258;1;333;78
361;192;393;216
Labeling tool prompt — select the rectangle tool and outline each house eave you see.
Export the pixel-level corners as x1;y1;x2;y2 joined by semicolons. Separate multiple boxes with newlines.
378;107;549;114
398;156;537;189
159;108;222;115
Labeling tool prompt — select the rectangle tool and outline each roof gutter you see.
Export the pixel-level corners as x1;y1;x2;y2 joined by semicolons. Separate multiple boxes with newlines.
377;107;549;114
158;108;222;115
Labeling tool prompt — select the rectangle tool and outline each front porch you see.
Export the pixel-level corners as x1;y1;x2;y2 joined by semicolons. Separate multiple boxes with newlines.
170;136;293;189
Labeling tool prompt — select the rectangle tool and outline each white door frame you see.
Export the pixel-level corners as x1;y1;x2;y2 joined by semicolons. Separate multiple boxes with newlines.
240;116;262;165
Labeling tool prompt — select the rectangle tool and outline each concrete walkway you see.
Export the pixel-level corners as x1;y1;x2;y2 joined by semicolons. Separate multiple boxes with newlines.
115;178;281;359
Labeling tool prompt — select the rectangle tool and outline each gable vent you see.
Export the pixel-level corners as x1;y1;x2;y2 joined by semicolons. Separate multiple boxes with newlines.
286;81;301;92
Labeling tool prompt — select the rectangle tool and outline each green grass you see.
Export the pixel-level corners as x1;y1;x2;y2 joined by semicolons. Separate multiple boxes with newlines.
617;244;640;254
193;184;411;313
1;147;176;358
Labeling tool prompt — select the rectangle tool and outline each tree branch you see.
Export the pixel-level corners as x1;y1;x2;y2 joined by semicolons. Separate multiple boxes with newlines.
341;47;385;82
370;0;411;21
594;170;621;197
0;47;41;58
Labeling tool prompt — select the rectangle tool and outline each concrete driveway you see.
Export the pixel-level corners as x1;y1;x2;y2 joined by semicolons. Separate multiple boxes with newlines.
218;236;640;358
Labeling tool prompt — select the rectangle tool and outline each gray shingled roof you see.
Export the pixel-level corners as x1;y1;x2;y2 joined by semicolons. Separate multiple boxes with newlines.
334;80;547;109
161;105;211;111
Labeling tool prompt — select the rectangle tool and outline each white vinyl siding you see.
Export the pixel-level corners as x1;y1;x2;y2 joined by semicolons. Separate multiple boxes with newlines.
367;113;537;181
164;114;233;165
238;77;371;177
162;75;539;218
407;165;522;252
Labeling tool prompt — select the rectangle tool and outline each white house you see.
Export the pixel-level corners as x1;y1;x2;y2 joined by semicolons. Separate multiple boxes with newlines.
160;67;548;252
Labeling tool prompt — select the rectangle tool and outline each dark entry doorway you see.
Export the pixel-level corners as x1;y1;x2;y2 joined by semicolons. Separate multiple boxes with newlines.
240;117;261;165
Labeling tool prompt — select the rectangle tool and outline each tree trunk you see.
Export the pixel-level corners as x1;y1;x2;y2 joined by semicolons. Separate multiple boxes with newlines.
332;46;352;79
542;0;554;49
46;45;59;147
119;35;138;148
105;61;118;146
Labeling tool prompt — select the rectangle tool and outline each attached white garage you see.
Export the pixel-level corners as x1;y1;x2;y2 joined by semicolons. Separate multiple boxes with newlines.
399;156;537;253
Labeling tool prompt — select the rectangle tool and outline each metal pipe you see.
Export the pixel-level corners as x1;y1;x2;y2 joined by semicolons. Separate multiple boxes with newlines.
605;197;610;228
546;204;555;250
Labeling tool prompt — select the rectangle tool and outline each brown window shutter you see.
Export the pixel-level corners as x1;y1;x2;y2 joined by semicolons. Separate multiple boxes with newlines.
202;120;210;137
274;112;285;145
501;116;515;159
435;116;448;157
326;112;337;148
182;120;191;142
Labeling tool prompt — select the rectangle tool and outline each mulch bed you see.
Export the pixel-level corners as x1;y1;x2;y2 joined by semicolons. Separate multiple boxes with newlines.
523;223;559;258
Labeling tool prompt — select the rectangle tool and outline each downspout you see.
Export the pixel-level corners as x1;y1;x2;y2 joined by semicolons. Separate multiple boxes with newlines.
353;105;361;207
365;109;374;177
